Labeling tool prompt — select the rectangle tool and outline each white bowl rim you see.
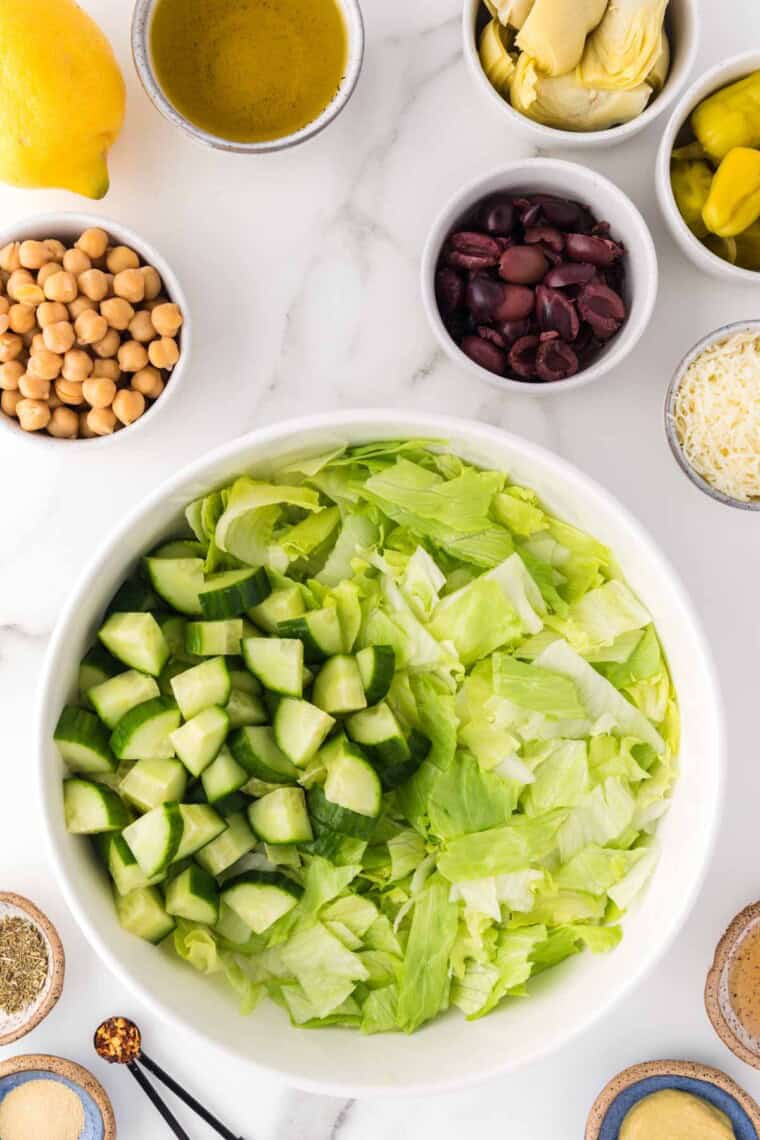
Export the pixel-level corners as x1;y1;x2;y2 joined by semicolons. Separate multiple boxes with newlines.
656;49;760;284
461;0;701;149
38;409;725;1096
0;211;191;450
420;159;659;398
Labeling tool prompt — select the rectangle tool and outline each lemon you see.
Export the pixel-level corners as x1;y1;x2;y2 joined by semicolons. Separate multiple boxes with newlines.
0;0;126;199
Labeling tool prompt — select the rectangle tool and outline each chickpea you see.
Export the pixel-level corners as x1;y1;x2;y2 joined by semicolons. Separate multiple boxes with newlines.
1;389;21;418
68;296;96;321
0;243;21;272
76;228;109;261
38;261;63;286
37;301;68;328
6;269;35;300
44;239;67;262
113;268;145;304
15;283;45;306
141;266;162;300
63;248;91;275
92;358;120;381
47;406;79;439
87;406;117;436
30;332;46;355
27;348;62;380
48;391;62;410
0;361;24;390
83;376;116;409
55;378;85;405
0;314;8;336
148;337;179;370
19;240;52;270
79;410;97;437
132;367;164;400
21;328;36;348
44;270;78;303
19;373;51;400
113;388;145;425
92;328;120;359
100;297;134;331
0;332;23;362
79;268;109;302
118;340;149;372
16;398;51;432
128;310;157;343
0;298;9;316
74;309;108;346
9;303;36;334
150;302;183;338
43;321;76;355
106;246;139;274
62;349;93;383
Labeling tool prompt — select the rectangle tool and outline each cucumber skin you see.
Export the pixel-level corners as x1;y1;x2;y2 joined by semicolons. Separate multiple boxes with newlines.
64;778;130;834
165;864;219;925
110;697;181;761
54;706;116;774
199;568;271;620
229;726;299;784
307;785;377;840
357;645;396;705
123;803;184;876
222;869;302;900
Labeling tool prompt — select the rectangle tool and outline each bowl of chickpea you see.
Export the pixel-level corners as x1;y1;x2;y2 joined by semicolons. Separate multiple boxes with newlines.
0;213;190;445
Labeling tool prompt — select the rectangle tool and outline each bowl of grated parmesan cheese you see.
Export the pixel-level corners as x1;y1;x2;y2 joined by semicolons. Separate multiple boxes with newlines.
666;321;760;510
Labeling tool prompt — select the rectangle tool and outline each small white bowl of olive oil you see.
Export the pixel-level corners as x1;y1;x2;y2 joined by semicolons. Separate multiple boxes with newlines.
131;0;364;153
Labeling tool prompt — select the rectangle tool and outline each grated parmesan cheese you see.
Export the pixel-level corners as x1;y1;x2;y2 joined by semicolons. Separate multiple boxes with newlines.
673;330;760;502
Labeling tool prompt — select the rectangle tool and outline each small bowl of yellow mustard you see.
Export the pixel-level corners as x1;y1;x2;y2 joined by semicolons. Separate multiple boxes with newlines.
131;0;364;153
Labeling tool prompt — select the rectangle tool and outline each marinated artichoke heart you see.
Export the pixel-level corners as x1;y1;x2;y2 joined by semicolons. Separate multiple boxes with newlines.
483;0;535;29
670;159;713;238
646;30;670;93
509;53;650;130
516;0;607;77
479;19;517;95
578;0;669;91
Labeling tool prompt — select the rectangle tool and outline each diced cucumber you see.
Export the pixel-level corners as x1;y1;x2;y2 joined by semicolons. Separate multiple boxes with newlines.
199;568;271;619
356;645;395;705
165;864;219;925
98;612;170;677
312;655;367;715
145;556;205;615
115;885;175;944
345;703;429;788
321;734;382;818
229;726;298;784
64;778;129;834
79;645;118;705
107;577;161;615
307;784;377;840
248;787;313;845
273;698;335;767
185;619;243;657
175;803;226;860
249;586;305;634
159;615;196;664
171;657;231;720
152;540;206;559
224;688;267;729
89;670;160;729
201;746;248;803
110;697;181;761
221;870;302;934
196;812;256;876
242;637;303;697
100;833;163;895
54;706;115;775
228;668;262;697
119;758;187;812
123;803;183;875
278;608;343;662
214;903;253;945
169;705;229;777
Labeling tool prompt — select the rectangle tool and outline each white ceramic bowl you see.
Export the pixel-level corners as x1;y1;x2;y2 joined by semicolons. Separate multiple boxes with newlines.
656;51;760;283
0;213;191;450
462;0;699;149
421;160;658;397
39;411;722;1095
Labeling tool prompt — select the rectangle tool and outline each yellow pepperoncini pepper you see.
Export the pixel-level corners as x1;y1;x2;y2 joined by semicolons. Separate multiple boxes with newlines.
670;159;713;239
702;147;760;238
692;70;760;163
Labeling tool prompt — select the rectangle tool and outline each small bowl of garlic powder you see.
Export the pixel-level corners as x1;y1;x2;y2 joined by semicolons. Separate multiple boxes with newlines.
0;1055;115;1140
666;320;760;509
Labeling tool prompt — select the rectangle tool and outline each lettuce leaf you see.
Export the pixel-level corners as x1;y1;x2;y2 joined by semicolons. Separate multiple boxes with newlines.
396;875;459;1033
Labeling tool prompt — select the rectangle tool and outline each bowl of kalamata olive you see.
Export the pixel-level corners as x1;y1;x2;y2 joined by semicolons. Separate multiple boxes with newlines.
421;159;658;395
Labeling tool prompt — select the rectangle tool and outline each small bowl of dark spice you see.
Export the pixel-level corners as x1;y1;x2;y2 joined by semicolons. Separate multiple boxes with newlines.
421;158;658;395
706;901;760;1069
0;893;65;1047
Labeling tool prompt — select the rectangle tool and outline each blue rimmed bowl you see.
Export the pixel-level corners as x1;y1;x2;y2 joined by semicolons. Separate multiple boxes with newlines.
0;1055;116;1139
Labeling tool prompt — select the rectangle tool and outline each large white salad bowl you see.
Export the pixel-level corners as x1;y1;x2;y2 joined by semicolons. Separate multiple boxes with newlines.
38;411;723;1096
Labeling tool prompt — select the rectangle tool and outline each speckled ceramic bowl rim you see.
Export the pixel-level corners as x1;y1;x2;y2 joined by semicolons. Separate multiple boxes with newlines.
706;901;760;1069
0;894;65;1048
0;1054;116;1139
0;212;191;452
131;0;365;154
585;1060;760;1139
664;319;760;511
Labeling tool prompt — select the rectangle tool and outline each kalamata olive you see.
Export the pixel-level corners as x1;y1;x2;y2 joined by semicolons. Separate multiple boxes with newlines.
477;325;507;348
493;283;535;321
461;334;506;375
444;311;468;342
520;201;543;227
435;267;464;315
498;318;532;342
543;262;596;288
499;245;547;285
524;226;565;254
465;274;505;321
531;194;585;230
445;230;502;270
478;196;516;236
535;339;579;382
536;285;579;342
565;233;625;266
508;335;540;379
577;283;626;339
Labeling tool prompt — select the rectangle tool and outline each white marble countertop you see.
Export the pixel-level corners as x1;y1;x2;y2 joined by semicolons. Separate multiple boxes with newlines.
2;0;760;1135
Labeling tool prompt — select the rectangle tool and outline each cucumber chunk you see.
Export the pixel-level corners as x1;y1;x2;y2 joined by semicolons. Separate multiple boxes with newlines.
278;608;343;662
273;698;335;767
228;668;262;697
312;655;367;715
201;746;248;803
356;645;395;705
171;657;231;720
214;903;253;945
221;870;302;934
185;619;243;657
196;812;256;876
175;803;225;860
107;577;161;615
99;832;163;895
170;705;229;777
79;645;118;706
224;688;267;729
242;637;303;697
199;568;271;619
89;670;160;729
248;787;313;845
249;586;305;634
229;726;298;784
54;706;115;775
321;734;382;818
123;803;184;875
98;612;170;677
165;864;219;925
64;778;129;834
110;697;181;761
307;784;376;841
152;540;206;559
345;702;429;788
119;758;187;812
115;885;175;944
144;556;204;615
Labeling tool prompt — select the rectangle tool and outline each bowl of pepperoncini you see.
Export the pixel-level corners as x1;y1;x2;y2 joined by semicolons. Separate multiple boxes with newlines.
657;50;760;282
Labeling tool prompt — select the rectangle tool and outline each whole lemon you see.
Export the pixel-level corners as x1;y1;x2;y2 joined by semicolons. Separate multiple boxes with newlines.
0;0;126;198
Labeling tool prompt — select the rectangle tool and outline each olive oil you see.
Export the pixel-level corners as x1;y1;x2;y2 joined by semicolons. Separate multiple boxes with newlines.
150;0;348;144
